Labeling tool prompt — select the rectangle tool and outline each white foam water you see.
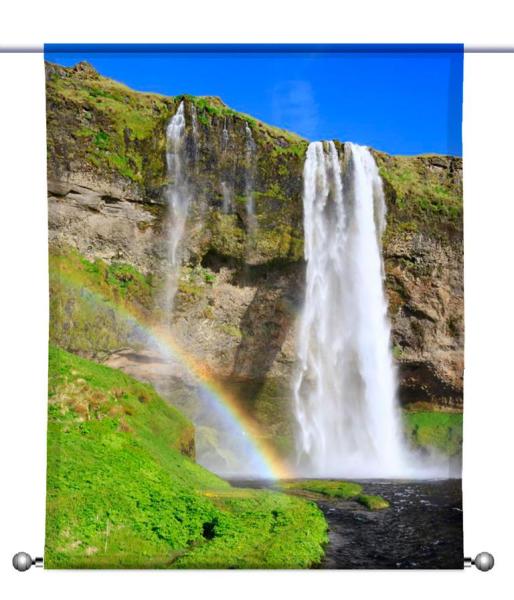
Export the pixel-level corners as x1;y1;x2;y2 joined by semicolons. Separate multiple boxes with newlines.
163;101;191;316
221;181;232;214
244;123;257;225
293;141;445;478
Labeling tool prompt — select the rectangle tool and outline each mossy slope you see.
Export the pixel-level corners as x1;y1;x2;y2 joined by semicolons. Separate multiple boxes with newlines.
49;246;158;358
404;411;463;457
46;345;327;568
280;480;390;511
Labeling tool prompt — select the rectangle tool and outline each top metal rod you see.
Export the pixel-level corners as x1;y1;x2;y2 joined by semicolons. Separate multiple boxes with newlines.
0;44;514;54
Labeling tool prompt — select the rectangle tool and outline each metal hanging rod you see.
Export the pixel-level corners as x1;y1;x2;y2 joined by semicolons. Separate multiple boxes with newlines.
0;44;514;54
12;551;495;571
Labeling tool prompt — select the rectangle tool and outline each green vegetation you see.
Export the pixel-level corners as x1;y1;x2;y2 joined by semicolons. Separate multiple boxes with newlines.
404;411;463;456
184;94;306;147
280;480;389;511
356;495;390;510
208;213;246;260
49;246;159;357
282;480;363;498
46;346;328;568
51;246;156;310
270;141;308;159
46;61;173;185
376;154;462;238
219;323;243;339
47;61;308;198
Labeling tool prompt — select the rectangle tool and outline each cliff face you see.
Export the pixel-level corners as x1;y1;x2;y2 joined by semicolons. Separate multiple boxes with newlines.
46;62;463;454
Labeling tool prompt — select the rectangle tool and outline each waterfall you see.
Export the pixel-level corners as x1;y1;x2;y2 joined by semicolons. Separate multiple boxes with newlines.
221;181;232;214
159;103;274;477
190;104;199;162
244;123;257;226
222;118;229;150
163;101;191;316
293;141;423;478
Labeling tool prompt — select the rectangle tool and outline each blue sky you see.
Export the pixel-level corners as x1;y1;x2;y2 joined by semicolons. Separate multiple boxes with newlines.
45;46;463;156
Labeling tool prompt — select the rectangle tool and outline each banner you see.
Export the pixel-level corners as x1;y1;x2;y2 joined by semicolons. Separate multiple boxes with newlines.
45;44;464;569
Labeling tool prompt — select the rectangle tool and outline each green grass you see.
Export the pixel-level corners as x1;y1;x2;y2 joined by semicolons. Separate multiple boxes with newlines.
49;246;160;357
279;480;389;511
281;480;362;498
46;346;327;568
356;495;390;510
404;411;463;456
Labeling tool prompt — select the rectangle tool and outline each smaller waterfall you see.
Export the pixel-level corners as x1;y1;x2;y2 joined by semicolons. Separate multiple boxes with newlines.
222;118;229;150
221;181;232;214
244;123;257;226
163;101;192;316
190;103;199;162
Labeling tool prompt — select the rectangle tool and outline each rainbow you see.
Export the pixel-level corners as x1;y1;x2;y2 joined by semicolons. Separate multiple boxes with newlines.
51;264;292;479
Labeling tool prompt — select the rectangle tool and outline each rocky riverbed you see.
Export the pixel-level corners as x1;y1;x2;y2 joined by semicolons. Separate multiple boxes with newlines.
233;478;463;569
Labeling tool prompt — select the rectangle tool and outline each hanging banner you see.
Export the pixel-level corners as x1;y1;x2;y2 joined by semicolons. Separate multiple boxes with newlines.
44;44;464;569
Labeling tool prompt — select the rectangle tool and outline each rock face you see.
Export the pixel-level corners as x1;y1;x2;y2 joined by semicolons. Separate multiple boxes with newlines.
46;61;463;454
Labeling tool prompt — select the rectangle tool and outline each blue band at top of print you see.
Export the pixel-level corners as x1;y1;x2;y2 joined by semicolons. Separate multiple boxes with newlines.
44;43;464;55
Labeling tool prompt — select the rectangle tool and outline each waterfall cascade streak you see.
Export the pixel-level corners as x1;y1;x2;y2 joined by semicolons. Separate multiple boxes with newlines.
244;123;257;228
293;141;441;478
163;101;191;315
158;103;283;478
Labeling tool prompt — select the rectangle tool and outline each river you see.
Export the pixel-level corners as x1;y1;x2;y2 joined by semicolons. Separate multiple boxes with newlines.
232;478;463;569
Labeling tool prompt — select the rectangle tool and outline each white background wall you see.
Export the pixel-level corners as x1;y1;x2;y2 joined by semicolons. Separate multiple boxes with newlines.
1;1;512;598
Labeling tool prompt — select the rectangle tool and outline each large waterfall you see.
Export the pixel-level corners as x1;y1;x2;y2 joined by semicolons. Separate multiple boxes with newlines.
163;101;191;315
293;141;418;478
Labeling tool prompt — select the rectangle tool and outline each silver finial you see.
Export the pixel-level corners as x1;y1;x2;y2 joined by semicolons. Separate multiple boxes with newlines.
12;552;33;571
12;553;43;571
464;552;495;571
474;552;495;571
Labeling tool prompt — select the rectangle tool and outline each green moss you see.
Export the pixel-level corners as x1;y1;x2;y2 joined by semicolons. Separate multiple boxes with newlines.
356;495;390;510
46;61;172;186
219;323;243;339
177;280;203;299
279;480;390;511
376;154;462;239
49;246;159;357
46;346;327;569
208;213;246;260
393;344;403;359
404;411;463;456
176;265;216;302
186;95;305;147
281;480;363;499
270;141;308;159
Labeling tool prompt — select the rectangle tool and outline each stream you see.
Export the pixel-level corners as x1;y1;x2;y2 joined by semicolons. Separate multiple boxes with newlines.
232;478;463;569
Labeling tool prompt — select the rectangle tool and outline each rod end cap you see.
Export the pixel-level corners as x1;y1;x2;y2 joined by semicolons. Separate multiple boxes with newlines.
12;552;33;572
474;552;495;571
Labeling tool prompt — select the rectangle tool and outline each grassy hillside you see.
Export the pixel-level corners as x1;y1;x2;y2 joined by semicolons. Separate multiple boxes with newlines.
49;245;157;358
46;346;327;568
